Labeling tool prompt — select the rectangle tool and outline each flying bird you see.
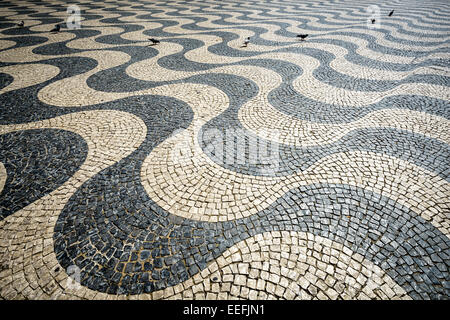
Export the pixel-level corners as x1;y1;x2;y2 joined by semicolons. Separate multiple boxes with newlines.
149;38;160;45
388;10;394;17
371;19;376;24
50;24;61;32
297;34;308;41
17;21;24;27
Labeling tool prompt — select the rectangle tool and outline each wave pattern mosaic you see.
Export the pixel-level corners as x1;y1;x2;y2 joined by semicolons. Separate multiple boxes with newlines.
0;0;449;300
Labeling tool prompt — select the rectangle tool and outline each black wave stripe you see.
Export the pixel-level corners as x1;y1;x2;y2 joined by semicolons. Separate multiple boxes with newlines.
0;129;88;220
0;72;13;90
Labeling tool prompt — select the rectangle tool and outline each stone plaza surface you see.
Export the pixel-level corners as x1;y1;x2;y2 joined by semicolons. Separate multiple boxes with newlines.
0;0;449;300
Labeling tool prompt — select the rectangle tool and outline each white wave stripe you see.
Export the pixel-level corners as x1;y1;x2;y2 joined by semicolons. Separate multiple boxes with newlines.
157;231;412;300
0;162;6;195
0;64;60;94
0;40;16;51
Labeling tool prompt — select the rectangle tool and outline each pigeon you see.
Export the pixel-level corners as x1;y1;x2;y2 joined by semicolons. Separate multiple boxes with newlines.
242;36;250;47
50;24;61;32
388;10;394;17
149;38;160;45
371;19;376;24
17;21;24;27
297;34;308;41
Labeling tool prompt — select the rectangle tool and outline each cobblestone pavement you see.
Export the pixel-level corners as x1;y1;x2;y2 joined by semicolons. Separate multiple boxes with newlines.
0;0;449;300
